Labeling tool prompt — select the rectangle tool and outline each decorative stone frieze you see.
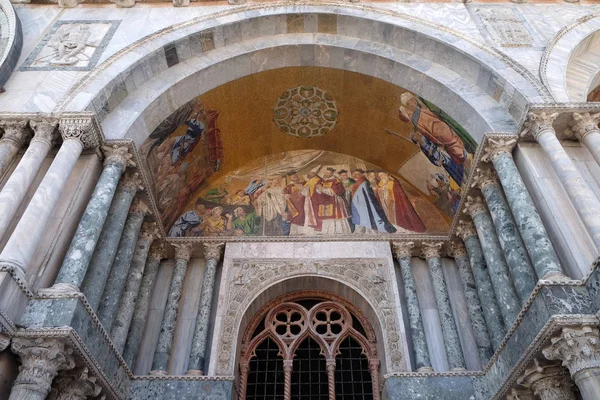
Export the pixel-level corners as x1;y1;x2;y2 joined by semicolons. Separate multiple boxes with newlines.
481;137;517;163
517;359;576;400
48;366;102;400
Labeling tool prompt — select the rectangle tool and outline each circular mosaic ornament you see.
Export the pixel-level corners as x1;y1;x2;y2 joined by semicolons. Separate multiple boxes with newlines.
273;86;339;138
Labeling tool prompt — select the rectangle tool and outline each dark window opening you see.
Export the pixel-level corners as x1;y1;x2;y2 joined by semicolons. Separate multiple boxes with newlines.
245;337;285;400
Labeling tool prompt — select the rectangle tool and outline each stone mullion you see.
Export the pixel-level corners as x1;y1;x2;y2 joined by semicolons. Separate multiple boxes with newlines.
51;145;134;293
483;138;564;279
97;198;150;332
464;197;520;328
456;220;506;349
392;241;432;372
111;222;160;354
123;242;166;368
151;243;193;374
326;359;336;400
0;119;29;178
422;241;466;371
186;242;224;375
283;360;292;400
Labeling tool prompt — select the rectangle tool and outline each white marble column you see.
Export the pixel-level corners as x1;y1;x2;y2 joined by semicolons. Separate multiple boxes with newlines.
517;359;576;400
0;119;29;178
0;119;56;242
571;112;600;167
527;111;600;249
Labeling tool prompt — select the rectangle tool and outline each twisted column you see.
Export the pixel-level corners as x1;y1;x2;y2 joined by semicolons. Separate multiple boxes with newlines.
456;220;506;349
49;145;134;294
472;167;537;305
81;171;143;311
571;112;600;167
8;337;75;400
449;240;494;364
123;242;167;368
111;222;160;354
186;242;224;375
0;119;56;242
48;367;102;400
238;362;250;400
326;359;336;400
482;137;564;279
526;111;600;249
464;196;520;327
422;241;465;370
517;359;576;400
392;241;432;371
369;359;381;400
151;243;193;374
97;198;150;331
543;325;600;400
0;119;29;178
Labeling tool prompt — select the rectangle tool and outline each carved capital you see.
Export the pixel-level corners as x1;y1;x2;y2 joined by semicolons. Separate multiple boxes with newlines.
148;242;167;261
119;171;143;193
0;119;30;148
10;337;76;398
392;241;414;259
203;242;224;261
102;144;135;169
455;220;478;240
49;367;102;400
481;137;517;163
283;359;294;372
0;332;9;351
506;387;536;400
570;112;600;141
29;118;58;146
421;241;443;259
129;198;151;217
517;359;575;400
173;243;193;262
463;196;487;217
58;117;99;149
140;221;160;243
471;166;499;190
448;241;467;258
542;325;600;376
522;112;559;141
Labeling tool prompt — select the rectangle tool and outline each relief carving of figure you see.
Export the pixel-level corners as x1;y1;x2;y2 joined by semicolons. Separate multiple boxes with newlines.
49;25;91;66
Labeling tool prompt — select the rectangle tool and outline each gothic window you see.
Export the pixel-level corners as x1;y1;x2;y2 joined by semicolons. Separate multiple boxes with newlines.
239;299;379;400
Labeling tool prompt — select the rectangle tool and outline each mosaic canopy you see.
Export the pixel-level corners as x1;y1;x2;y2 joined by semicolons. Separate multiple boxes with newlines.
139;67;477;238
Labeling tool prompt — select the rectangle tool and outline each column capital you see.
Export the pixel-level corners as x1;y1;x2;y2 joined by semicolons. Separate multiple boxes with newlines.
523;111;559;141
448;240;468;258
0;119;30;147
542;325;600;376
481;137;517;163
148;242;167;261
455;220;478;240
119;171;144;193
203;242;224;261
392;241;414;258
463;195;487;217
471;167;500;190
517;359;575;399
58;116;100;149
49;366;102;400
129;198;151;217
101;144;135;170
29;118;58;146
421;241;443;259
140;221;161;243
0;332;9;351
570;112;600;141
173;243;193;261
506;387;536;400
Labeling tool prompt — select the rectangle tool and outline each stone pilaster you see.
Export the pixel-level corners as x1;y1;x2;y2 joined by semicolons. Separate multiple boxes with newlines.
464;196;520;328
0;119;30;178
48;367;102;400
456;220;506;349
517;359;576;400
111;221;160;354
82;171;143;311
472;167;537;305
0;118;57;242
482;137;564;279
151;243;193;374
391;241;432;372
97;198;150;332
449;240;494;364
123;242;167;368
570;112;600;167
422;241;465;370
9;337;76;400
186;242;225;375
50;145;134;294
525;111;600;250
543;325;600;400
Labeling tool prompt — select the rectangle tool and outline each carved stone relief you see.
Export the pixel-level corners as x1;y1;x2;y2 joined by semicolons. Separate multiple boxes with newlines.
476;8;533;48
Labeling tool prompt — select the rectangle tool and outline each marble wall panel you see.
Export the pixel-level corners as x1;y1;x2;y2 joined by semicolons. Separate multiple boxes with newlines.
383;375;475;400
128;378;233;400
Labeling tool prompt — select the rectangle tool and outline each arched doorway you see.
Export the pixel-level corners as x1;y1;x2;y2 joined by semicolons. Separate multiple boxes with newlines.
238;293;380;400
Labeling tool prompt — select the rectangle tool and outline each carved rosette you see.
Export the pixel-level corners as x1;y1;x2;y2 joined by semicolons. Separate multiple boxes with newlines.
173;243;193;262
421;241;443;259
506;387;536;400
391;241;414;259
29;118;58;146
58;117;99;149
471;166;500;190
148;242;167;261
0;119;30;147
129;198;151;217
48;366;102;400
101;144;135;169
517;359;575;400
522;112;559;141
139;221;160;243
448;241;467;258
119;171;143;194
542;325;600;376
203;242;224;261
481;137;517;163
10;337;76;398
455;220;478;240
463;196;487;217
570;112;600;141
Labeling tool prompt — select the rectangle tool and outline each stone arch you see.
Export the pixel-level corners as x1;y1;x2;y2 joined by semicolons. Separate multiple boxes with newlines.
55;4;550;146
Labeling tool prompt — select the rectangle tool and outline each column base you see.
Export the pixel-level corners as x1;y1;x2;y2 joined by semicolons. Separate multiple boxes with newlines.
37;282;81;297
539;273;570;282
149;370;168;376
0;260;30;295
450;367;467;372
416;367;434;372
185;369;204;376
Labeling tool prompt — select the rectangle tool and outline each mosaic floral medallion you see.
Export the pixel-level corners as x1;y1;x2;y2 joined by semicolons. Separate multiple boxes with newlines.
273;86;338;137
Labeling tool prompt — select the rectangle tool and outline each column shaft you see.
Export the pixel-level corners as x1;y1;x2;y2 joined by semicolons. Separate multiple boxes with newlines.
0;120;29;178
578;129;600;166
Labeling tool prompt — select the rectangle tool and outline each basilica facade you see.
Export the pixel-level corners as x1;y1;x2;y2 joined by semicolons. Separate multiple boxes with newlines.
1;0;600;399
